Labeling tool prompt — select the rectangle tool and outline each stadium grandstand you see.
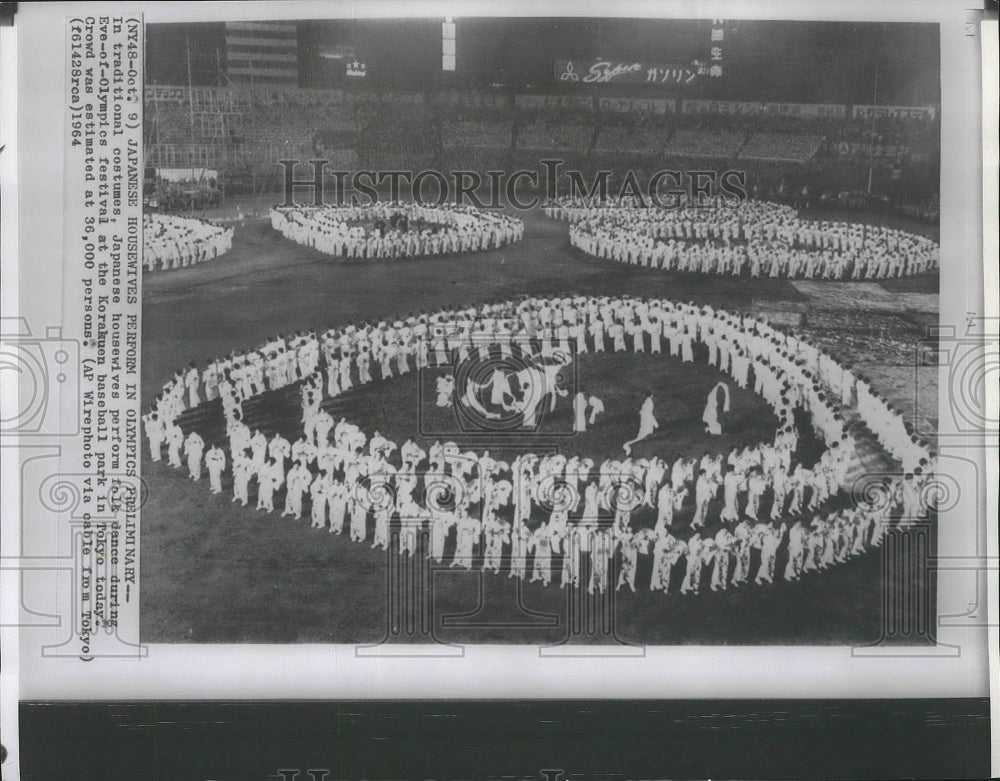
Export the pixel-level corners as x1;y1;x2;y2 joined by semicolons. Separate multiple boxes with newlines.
144;19;939;219
143;87;939;221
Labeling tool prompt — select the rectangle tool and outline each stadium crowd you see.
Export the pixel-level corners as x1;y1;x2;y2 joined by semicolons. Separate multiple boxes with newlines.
443;120;514;149
593;123;671;155
663;128;745;158
143;295;936;595
516;120;594;151
739;132;826;162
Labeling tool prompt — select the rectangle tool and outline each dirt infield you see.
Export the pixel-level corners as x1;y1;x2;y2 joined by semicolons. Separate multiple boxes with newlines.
141;204;938;645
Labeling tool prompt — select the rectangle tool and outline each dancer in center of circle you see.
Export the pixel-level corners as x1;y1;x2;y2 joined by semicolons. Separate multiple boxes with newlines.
623;390;658;456
702;381;731;435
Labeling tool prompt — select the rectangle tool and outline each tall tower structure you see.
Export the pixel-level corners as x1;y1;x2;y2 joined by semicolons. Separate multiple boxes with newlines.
224;21;299;86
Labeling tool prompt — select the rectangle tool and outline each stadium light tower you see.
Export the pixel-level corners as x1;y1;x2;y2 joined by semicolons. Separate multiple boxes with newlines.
442;17;456;71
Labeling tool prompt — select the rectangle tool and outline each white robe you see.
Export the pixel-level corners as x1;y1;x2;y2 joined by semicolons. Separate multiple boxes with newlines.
702;382;731;436
636;397;658;438
573;393;587;433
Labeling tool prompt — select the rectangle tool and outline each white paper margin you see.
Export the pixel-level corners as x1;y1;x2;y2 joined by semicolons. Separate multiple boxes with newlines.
1;0;993;730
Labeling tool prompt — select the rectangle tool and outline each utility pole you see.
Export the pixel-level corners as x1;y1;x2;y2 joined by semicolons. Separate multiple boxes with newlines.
187;36;197;201
186;36;195;141
866;60;879;198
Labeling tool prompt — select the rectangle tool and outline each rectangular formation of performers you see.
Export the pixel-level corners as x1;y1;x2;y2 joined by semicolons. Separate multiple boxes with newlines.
143;295;937;595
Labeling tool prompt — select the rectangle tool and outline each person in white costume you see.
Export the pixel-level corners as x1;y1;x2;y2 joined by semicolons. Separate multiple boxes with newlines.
435;375;455;407
702;382;731;436
623;391;658;456
573;392;588;433
588;395;605;425
205;444;226;494
184;431;204;481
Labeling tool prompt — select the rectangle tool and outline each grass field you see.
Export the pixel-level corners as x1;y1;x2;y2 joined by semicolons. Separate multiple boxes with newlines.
141;205;938;645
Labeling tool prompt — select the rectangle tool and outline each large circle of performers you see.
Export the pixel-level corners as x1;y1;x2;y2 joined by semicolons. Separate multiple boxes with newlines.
544;197;938;279
144;295;938;597
271;202;524;261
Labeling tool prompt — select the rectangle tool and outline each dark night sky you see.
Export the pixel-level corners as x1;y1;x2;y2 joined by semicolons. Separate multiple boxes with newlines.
145;18;939;105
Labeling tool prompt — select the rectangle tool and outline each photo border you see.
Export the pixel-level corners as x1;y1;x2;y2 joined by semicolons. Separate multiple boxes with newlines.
2;0;994;724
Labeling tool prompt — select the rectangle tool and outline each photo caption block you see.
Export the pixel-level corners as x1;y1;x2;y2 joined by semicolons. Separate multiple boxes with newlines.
59;13;143;658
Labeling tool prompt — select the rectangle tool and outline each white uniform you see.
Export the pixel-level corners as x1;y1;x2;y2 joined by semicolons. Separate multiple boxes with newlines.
205;446;226;494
